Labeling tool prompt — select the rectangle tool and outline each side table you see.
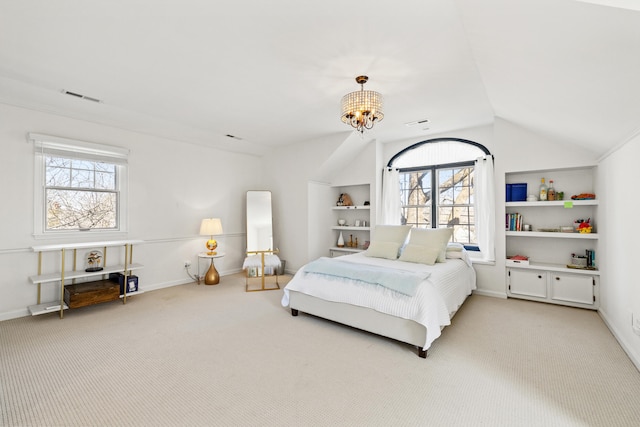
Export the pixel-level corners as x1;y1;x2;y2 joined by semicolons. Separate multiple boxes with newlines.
197;252;226;285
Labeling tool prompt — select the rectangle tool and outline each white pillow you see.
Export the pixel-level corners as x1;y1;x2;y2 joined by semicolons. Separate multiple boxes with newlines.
446;242;465;259
364;241;401;260
446;242;464;252
372;225;412;246
406;228;453;263
445;251;464;259
398;244;440;265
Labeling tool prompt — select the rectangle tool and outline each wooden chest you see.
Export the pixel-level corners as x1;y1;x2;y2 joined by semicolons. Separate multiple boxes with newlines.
64;280;120;309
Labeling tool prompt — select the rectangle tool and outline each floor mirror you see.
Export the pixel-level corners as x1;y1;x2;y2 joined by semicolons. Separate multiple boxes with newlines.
244;190;280;291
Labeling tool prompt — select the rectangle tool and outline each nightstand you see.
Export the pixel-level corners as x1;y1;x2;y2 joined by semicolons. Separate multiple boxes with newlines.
197;252;225;285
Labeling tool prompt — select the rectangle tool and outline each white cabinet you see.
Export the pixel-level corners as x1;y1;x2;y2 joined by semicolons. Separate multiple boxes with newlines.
508;269;547;299
29;240;144;318
507;268;598;309
329;184;371;257
505;167;599;309
550;272;596;306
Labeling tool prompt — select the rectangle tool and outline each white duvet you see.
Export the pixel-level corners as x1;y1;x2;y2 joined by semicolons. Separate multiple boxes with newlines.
281;252;476;350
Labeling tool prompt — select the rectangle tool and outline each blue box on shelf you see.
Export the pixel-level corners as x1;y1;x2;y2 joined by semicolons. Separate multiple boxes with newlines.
109;273;138;294
506;183;527;202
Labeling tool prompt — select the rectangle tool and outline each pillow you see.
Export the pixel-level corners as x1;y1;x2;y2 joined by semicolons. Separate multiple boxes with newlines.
406;228;453;263
398;244;440;265
446;243;465;259
372;225;412;246
364;241;401;260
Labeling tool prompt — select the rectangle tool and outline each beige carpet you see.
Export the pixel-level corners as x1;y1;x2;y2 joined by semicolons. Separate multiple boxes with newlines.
1;273;640;427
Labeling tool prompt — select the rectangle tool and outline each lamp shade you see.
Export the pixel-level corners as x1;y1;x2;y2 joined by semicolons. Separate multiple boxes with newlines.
200;218;223;236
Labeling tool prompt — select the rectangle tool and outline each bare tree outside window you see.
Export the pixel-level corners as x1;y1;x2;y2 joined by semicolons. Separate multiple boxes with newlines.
400;166;476;245
45;156;118;230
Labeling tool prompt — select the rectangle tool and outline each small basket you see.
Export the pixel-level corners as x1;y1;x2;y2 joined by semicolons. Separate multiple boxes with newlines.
571;256;588;267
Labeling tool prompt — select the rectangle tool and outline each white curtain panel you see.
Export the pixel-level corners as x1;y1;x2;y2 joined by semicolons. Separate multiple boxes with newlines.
474;156;495;261
381;168;401;225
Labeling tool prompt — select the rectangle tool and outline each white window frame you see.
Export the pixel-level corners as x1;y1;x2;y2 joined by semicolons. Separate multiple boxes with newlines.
30;133;129;239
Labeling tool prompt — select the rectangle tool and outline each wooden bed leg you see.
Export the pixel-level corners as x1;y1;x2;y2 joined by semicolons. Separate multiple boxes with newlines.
291;308;299;317
418;348;427;358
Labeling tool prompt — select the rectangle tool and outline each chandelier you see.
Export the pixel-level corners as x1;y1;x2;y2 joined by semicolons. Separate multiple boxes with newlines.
340;75;384;133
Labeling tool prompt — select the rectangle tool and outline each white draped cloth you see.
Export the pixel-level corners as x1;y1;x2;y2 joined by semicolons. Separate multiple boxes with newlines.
474;155;495;262
381;168;401;225
242;254;281;269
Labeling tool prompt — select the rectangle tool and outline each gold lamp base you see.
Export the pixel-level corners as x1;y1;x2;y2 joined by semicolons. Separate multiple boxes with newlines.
205;260;220;285
206;239;218;256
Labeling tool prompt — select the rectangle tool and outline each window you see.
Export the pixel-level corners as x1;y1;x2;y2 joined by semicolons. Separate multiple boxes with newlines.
45;157;118;230
400;163;475;245
386;138;494;258
30;133;129;237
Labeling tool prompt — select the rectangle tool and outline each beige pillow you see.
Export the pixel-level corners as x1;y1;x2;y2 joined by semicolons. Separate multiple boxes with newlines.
372;225;412;246
398;244;440;265
364;241;401;260
407;228;453;263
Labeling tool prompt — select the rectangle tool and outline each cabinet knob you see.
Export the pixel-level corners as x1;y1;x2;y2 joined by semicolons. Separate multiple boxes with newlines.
555;276;560;280
538;275;542;279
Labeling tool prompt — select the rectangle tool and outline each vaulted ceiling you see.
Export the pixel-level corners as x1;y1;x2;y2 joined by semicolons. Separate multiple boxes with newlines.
0;0;638;157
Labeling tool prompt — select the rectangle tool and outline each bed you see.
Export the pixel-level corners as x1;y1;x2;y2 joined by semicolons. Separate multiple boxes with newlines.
281;226;476;358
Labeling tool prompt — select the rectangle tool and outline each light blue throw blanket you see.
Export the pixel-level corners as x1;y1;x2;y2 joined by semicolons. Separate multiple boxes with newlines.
303;258;430;297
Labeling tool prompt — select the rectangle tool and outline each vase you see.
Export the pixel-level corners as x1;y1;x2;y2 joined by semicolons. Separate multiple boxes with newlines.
337;231;345;247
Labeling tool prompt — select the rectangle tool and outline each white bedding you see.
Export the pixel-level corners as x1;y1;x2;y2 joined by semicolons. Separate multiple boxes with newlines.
281;252;476;350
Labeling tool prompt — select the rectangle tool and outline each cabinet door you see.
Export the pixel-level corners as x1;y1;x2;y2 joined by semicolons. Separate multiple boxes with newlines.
550;273;594;305
508;269;547;298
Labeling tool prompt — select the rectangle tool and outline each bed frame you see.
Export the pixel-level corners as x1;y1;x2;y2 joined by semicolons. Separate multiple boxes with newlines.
288;290;429;358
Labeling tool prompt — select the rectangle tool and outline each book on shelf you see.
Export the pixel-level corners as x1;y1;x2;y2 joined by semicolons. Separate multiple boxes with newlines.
505;213;523;231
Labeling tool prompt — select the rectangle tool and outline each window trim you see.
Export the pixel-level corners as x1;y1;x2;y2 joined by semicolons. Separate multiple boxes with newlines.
387;137;491;168
30;133;129;239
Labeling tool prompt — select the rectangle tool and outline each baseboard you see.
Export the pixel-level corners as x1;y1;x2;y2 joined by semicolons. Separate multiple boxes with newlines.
599;308;640;373
473;288;507;299
0;308;30;322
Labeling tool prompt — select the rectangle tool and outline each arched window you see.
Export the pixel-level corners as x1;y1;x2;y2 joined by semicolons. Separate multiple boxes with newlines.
383;138;494;261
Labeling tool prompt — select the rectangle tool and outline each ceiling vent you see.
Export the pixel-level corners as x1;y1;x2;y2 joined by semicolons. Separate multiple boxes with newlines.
405;118;430;127
62;90;102;103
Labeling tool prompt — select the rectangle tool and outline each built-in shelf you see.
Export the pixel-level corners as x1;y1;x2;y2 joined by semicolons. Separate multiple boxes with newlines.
506;261;600;276
332;205;370;210
329;246;364;252
505;231;598;239
506;200;598;208
331;226;371;231
505;166;599;310
331;185;371;257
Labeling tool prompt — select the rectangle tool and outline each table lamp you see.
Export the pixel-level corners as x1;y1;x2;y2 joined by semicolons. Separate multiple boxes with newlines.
200;218;223;255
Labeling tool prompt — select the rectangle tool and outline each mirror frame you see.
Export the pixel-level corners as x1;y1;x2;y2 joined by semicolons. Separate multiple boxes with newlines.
246;190;274;252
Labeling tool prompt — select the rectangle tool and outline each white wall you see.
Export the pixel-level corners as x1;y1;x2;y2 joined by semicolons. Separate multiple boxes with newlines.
598;134;640;368
262;131;378;271
0;103;262;320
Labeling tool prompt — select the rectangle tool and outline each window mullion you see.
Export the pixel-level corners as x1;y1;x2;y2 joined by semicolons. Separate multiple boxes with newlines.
431;166;437;229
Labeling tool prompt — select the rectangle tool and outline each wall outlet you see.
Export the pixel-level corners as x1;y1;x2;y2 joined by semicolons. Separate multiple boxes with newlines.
184;261;191;268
